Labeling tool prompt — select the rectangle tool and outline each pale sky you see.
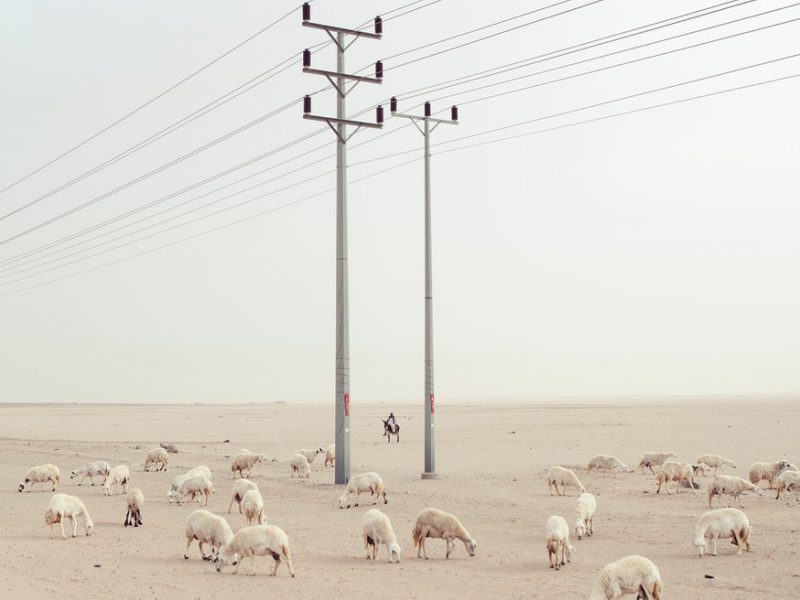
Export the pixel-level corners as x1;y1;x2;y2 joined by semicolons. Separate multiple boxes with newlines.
1;0;799;404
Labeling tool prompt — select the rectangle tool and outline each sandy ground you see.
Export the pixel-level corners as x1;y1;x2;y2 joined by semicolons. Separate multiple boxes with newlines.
0;400;798;599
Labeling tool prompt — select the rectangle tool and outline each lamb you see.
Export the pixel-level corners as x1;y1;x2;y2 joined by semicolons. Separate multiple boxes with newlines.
655;461;703;495
412;508;477;559
168;474;214;506
774;469;800;500
546;466;585;496
228;479;259;513
103;465;130;496
18;463;61;492
589;555;663;600
694;507;751;556
574;492;597;540
124;488;144;527
638;451;677;474
338;472;387;508
242;489;265;526
144;447;169;472
290;454;311;479
749;460;791;489
587;455;631;473
325;444;335;467
184;508;234;560
297;447;325;465
214;524;295;577
362;508;401;563
44;493;94;539
707;475;762;508
696;454;736;476
69;461;110;486
230;450;267;478
545;515;575;570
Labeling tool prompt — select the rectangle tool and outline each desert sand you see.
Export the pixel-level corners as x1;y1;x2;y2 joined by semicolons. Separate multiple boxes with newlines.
0;400;798;599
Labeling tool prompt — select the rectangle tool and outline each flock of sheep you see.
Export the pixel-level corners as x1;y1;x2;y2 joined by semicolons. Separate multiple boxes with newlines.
16;442;800;598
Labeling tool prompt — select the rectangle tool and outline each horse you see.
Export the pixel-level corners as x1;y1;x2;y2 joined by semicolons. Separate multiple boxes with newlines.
382;419;400;443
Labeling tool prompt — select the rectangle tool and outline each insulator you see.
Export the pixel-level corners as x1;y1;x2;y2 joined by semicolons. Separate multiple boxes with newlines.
390;96;398;112
374;16;383;35
376;105;384;124
302;3;310;21
451;105;459;122
302;49;311;68
375;60;383;79
303;95;311;114
424;101;431;117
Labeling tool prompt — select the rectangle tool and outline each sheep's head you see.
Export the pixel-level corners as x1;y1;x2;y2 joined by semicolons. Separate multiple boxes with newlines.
85;519;94;536
751;484;763;496
465;539;477;557
777;460;790;470
18;480;27;492
44;508;57;526
167;490;177;503
70;471;77;479
389;543;401;563
338;495;348;509
213;551;238;573
316;448;324;455
692;464;706;476
693;534;707;556
575;519;586;540
257;454;268;462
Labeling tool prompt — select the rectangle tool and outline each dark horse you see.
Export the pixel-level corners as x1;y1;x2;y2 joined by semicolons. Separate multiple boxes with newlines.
382;419;400;443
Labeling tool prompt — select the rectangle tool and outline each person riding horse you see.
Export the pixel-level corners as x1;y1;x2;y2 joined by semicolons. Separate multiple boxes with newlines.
382;412;400;441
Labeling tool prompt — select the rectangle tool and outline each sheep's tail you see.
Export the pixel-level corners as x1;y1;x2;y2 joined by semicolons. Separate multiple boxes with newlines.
412;524;422;548
651;578;663;600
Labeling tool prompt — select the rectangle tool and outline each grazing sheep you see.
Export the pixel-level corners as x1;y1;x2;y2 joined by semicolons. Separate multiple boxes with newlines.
545;515;575;570
587;455;631;473
638;451;677;474
214;524;295;577
144;447;169;472
18;464;60;493
589;555;662;600
168;466;213;502
297;448;324;465
160;442;179;454
775;469;800;501
184;509;234;560
362;508;401;563
242;489;265;526
168;475;214;506
412;508;477;560
325;444;335;467
696;454;736;476
707;475;762;508
228;479;259;513
69;461;110;486
124;488;144;527
694;507;751;557
546;466;585;496
231;450;267;478
575;492;597;540
655;462;702;495
44;493;93;540
338;472;387;508
102;465;130;496
749;460;791;489
290;454;311;479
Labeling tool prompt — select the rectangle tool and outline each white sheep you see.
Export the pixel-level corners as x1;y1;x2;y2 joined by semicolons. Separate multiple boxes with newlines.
546;466;585;496
655;461;702;495
362;508;401;563
124;488;144;527
638;451;677;474
775;469;800;501
103;465;130;496
69;461;110;486
587;455;631;473
168;474;214;506
44;493;93;539
297;447;324;465
231;450;267;478
144;447;169;472
290;454;311;479
168;466;213;502
696;454;736;476
574;492;596;540
18;464;60;493
694;507;751;557
338;472;387;508
214;524;295;577
707;475;762;508
242;489;265;526
324;444;335;467
228;478;259;513
412;508;477;559
184;508;234;561
545;515;575;570
589;555;663;600
749;460;791;489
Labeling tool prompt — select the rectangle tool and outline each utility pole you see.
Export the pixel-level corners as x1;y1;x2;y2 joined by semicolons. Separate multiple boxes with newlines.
301;2;384;485
390;98;459;479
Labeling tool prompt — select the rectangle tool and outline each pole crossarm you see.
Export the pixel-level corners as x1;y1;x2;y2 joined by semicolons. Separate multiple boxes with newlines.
302;21;382;40
392;113;458;126
303;67;382;85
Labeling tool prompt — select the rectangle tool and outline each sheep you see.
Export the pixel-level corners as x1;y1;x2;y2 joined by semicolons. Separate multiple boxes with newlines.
242;489;265;526
325;444;335;467
411;508;477;559
546;466;585;496
297;447;325;465
655;461;703;495
184;509;234;561
587;455;631;473
589;555;663;600
545;515;575;570
69;461;110;486
228;479;259;513
290;454;311;479
230;450;267;478
214;524;295;577
638;451;677;474
103;465;130;496
44;493;94;540
124;488;144;527
168;466;213;502
707;475;762;508
160;442;179;454
574;492;596;540
775;469;800;501
338;472;387;508
749;460;791;489
362;508;401;563
694;507;751;557
144;447;169;472
168;474;214;506
696;454;736;476
18;464;60;492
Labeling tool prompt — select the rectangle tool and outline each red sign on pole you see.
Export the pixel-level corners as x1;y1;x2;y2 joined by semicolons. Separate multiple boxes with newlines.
430;393;435;413
344;393;350;416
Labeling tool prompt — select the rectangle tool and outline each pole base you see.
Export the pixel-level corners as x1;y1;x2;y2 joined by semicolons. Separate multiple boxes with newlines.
421;472;438;480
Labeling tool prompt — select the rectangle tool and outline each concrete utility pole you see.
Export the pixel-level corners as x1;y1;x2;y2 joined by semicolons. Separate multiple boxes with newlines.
390;98;459;479
301;3;384;485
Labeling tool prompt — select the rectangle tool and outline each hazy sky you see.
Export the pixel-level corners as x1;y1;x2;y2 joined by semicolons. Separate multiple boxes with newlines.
1;0;799;404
